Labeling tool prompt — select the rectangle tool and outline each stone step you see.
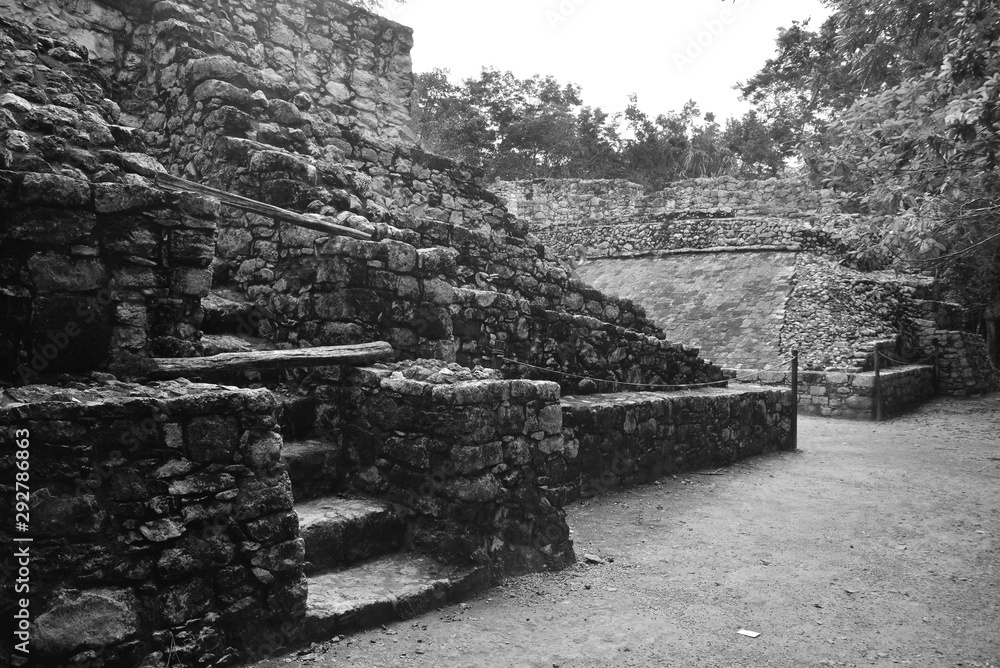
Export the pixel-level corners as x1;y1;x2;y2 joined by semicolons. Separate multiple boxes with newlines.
296;497;406;574
273;392;317;441
201;287;258;335
301;553;488;641
283;439;340;502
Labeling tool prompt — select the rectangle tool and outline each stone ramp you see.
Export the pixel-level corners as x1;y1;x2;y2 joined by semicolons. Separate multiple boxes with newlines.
577;251;797;368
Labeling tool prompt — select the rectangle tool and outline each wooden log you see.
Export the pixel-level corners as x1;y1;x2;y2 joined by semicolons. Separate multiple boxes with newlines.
146;342;394;379
152;172;373;240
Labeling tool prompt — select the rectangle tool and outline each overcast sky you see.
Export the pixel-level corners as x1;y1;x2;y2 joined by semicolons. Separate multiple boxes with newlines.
382;0;831;123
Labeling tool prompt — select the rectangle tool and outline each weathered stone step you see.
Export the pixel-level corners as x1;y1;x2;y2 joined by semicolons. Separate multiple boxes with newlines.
283;439;339;502
297;497;405;574
302;553;487;640
201;287;258;335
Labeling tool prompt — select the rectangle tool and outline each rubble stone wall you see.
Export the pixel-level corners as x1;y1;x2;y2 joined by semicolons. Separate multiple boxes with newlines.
220;218;724;394
727;365;937;419
0;0;416;142
559;386;794;500
924;331;1000;396
494;177;843;229
0;381;305;667
530;215;850;260
451;287;724;395
0;171;218;382
339;362;575;579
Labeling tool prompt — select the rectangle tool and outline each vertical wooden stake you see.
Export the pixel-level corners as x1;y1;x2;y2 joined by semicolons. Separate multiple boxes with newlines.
873;349;883;422
791;350;799;450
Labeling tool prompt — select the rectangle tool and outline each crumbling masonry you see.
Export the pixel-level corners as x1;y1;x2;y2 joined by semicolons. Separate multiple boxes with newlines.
0;3;793;666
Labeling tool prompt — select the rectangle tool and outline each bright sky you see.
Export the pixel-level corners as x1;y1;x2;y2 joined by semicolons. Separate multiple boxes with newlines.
381;0;831;122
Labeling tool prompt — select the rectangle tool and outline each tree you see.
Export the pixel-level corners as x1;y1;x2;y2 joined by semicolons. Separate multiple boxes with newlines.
410;67;624;181
780;0;1000;312
722;111;791;177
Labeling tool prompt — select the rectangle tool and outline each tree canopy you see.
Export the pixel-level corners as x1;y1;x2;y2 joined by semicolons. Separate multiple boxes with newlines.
739;0;1000;311
410;68;789;187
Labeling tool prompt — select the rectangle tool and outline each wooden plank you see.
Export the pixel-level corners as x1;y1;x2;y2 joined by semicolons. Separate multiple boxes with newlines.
146;342;394;379
152;172;373;240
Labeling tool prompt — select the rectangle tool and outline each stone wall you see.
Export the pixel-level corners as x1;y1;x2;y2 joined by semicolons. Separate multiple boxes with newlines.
576;252;797;368
559;386;794;500
532;215;851;261
727;365;937;419
0;170;218;382
450;287;725;395
338;361;575;579
924;331;1000;396
0;0;416;143
494;177;843;230
0;381;305;667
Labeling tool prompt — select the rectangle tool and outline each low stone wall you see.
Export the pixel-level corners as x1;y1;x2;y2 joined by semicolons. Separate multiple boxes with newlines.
557;386;794;501
727;365;937;419
338;361;575;579
926;331;1000;396
0;170;218;382
533;216;849;261
494;177;843;230
0;381;305;667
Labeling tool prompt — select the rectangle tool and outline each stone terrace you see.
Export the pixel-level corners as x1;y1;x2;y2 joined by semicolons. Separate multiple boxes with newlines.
0;6;796;667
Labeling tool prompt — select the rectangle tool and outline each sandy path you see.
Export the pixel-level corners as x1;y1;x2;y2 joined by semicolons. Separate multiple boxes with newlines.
261;394;1000;668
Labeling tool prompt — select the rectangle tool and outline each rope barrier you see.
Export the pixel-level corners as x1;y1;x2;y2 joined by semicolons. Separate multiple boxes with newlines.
876;350;938;366
496;353;800;391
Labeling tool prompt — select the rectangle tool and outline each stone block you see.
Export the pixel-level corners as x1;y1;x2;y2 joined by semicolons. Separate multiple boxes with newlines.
170;267;213;297
32;588;138;659
28;253;106;293
18;172;91;207
452;442;504;474
430;380;510;405
444;473;502;502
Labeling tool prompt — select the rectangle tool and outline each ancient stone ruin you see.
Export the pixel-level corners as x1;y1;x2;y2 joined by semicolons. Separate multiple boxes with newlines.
0;3;795;666
497;177;1000;417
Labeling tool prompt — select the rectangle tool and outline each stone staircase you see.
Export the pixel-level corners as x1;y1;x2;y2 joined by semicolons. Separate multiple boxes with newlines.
196;287;490;649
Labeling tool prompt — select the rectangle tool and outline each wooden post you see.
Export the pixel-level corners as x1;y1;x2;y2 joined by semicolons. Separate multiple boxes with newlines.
145;342;395;379
152;172;373;240
933;351;940;393
791;350;798;450
873;349;883;422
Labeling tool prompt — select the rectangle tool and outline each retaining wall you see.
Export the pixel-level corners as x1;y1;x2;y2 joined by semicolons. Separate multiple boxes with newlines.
0;381;305;667
494;177;844;229
0;171;218;382
339;362;575;579
727;365;937;419
558;386;794;501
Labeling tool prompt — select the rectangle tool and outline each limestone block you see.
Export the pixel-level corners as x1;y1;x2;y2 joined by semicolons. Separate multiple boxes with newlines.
18;172;91;207
32;588;138;659
28;253;106;292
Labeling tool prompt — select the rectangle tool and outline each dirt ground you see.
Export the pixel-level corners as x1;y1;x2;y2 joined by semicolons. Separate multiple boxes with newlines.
263;394;1000;668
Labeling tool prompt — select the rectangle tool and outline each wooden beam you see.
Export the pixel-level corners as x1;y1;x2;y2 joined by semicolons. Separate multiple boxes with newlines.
152;172;373;240
146;342;395;379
